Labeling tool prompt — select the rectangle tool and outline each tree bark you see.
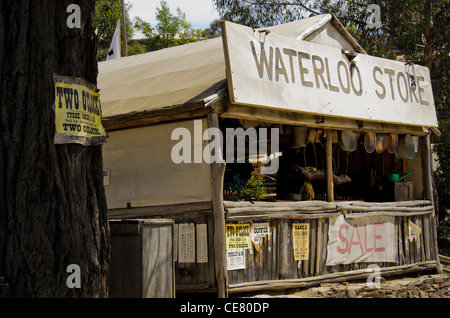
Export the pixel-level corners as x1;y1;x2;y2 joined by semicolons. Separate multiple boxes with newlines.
0;0;110;297
423;0;434;72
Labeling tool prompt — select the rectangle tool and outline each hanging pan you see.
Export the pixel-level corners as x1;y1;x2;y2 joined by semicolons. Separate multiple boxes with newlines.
364;132;376;154
338;130;357;152
395;134;415;159
387;133;398;154
376;133;389;153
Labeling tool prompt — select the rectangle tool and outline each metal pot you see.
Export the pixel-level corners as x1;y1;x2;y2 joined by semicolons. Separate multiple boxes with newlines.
339;130;357;152
395;134;415;159
376;133;389;153
364;132;376;154
387;133;398;154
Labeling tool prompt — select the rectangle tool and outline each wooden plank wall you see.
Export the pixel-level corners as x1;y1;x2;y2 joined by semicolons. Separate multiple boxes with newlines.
225;201;438;288
141;224;175;298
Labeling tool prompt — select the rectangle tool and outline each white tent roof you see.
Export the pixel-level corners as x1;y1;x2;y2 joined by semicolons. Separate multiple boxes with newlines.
98;14;365;122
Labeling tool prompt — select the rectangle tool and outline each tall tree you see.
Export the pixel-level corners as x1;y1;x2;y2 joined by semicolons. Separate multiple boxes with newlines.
134;0;203;52
0;0;110;297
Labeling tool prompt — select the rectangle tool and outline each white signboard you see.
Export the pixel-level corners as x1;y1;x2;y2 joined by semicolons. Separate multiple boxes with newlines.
326;215;397;265
178;223;195;263
196;224;208;263
222;21;437;128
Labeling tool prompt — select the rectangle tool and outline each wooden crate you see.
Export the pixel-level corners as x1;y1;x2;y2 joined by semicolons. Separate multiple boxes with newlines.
108;219;175;298
395;181;413;201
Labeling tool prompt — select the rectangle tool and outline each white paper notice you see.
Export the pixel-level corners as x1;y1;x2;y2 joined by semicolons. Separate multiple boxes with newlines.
173;223;179;262
251;223;270;249
178;223;195;263
227;249;245;270
196;224;208;263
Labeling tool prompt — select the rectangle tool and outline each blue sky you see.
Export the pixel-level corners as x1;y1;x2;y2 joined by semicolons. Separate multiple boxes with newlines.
128;0;221;31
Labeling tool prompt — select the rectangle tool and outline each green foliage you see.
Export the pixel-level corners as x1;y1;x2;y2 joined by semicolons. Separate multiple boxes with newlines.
224;172;245;195
434;119;450;221
239;171;267;201
134;0;204;52
202;19;223;39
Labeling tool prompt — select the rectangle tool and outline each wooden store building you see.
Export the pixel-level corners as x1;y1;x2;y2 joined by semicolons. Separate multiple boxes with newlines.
97;14;442;298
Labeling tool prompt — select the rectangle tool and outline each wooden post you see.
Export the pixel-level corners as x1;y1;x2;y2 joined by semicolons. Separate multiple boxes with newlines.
421;135;443;273
207;112;228;297
325;129;334;202
120;0;128;57
421;135;434;204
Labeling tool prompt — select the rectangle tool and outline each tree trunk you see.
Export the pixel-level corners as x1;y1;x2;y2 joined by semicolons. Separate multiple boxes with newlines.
0;0;110;297
423;0;434;72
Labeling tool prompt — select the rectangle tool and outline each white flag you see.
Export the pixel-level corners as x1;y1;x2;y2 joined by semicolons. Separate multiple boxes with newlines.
106;20;121;60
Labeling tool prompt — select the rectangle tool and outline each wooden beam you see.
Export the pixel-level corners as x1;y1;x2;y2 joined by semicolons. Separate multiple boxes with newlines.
222;104;430;135
102;104;211;131
325;129;334;202
108;202;213;219
207;112;228;298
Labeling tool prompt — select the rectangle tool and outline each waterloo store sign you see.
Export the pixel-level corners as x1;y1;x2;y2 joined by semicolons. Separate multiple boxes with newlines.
222;22;438;129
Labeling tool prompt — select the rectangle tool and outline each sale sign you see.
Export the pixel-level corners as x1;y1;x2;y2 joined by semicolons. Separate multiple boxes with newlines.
326;215;397;266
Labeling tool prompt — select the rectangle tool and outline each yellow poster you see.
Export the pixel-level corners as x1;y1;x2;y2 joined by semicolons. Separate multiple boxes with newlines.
292;223;309;261
226;224;251;250
53;74;107;145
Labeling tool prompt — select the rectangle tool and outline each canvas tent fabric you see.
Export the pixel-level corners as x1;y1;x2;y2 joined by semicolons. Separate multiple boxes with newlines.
98;37;226;119
103;119;213;209
97;14;364;123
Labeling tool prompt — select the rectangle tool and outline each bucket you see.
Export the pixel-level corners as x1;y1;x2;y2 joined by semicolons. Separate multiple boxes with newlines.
395;134;415;159
339;130;357;152
291;126;307;148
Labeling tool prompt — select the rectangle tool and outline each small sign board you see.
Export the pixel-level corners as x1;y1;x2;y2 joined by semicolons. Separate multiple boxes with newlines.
53;74;107;146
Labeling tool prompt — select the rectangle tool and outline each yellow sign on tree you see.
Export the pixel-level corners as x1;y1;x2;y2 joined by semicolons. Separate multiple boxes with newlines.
53;74;107;146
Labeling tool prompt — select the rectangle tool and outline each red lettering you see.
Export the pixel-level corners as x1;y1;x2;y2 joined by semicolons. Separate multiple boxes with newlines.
374;222;385;252
337;224;349;254
364;224;373;253
349;224;364;255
